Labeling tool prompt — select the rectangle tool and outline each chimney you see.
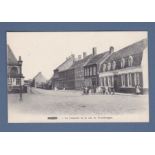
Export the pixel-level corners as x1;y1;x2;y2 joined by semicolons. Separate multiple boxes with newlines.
92;47;97;56
83;52;87;58
19;56;22;61
71;54;75;58
78;55;82;60
109;46;114;54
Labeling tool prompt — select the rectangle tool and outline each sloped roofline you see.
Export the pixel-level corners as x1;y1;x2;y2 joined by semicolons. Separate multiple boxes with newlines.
69;54;93;69
105;38;147;62
84;51;110;67
7;44;18;65
33;72;46;80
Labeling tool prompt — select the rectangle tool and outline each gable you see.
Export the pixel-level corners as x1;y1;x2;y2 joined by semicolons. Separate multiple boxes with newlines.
7;45;18;65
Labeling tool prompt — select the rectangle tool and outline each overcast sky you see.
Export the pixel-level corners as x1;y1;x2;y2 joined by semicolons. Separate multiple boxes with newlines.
7;31;147;80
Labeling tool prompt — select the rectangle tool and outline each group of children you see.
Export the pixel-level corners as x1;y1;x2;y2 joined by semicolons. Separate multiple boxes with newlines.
83;86;115;95
83;84;142;95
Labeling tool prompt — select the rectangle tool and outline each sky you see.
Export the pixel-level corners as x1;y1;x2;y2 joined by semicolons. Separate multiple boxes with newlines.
7;31;147;80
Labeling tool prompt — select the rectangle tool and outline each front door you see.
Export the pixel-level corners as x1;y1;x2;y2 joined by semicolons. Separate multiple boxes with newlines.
114;75;118;92
92;77;97;87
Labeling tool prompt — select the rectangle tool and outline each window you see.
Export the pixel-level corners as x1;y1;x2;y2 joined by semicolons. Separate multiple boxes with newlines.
121;74;125;87
87;68;89;76
103;77;107;86
111;76;114;87
84;68;87;76
107;62;111;71
103;64;107;72
121;58;125;68
106;76;114;87
134;73;140;85
8;78;12;85
16;79;20;85
10;67;18;76
93;66;96;75
90;67;92;76
112;61;116;70
127;73;132;87
128;56;133;67
107;76;112;87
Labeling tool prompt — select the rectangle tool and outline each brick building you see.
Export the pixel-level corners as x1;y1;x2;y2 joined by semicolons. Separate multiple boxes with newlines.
84;47;114;88
52;54;75;89
68;52;93;90
51;39;148;94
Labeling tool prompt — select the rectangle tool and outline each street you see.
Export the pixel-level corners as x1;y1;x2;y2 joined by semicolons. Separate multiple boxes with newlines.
8;87;149;123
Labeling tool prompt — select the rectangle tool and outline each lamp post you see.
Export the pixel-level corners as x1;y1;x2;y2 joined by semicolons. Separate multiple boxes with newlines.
18;56;23;102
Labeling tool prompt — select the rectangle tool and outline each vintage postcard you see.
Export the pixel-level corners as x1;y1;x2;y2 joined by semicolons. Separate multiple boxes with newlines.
7;31;149;123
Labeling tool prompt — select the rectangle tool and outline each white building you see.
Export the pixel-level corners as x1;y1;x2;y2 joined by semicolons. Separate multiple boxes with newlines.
7;45;24;93
32;72;47;88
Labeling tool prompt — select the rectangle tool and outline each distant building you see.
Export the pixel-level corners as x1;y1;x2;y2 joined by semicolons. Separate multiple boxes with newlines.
84;47;113;88
7;45;25;93
99;39;148;94
24;79;32;86
32;72;47;88
46;77;53;89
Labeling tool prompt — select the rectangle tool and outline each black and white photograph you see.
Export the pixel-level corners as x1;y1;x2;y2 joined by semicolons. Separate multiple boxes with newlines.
7;31;149;123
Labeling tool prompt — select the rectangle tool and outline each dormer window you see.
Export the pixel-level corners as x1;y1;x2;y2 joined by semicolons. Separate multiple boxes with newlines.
10;67;18;76
112;61;116;70
107;62;111;71
128;56;133;67
121;58;125;68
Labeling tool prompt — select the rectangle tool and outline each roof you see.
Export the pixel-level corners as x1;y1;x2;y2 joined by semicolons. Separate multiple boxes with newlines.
105;39;147;62
85;51;109;66
7;45;18;65
69;54;93;69
33;72;47;81
54;56;75;72
55;59;68;70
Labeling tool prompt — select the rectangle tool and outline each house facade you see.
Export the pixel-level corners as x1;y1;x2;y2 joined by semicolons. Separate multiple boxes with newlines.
99;39;148;94
52;54;75;89
32;72;47;88
84;47;113;88
7;45;25;93
68;52;93;90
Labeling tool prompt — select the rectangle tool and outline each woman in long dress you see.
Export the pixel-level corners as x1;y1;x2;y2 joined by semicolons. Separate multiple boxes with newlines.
136;85;141;95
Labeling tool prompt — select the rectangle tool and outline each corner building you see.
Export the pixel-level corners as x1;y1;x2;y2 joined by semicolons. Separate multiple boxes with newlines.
99;39;148;94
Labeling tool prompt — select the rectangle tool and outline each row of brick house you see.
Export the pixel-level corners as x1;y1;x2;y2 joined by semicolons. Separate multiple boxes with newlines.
51;38;148;94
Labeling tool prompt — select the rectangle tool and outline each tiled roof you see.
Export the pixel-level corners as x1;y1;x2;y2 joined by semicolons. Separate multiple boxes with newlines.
105;39;147;62
85;51;109;66
55;59;68;70
69;54;93;69
7;45;18;65
33;72;47;81
55;56;75;72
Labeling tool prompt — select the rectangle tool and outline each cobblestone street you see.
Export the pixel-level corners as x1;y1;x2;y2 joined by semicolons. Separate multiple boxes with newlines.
8;87;149;123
